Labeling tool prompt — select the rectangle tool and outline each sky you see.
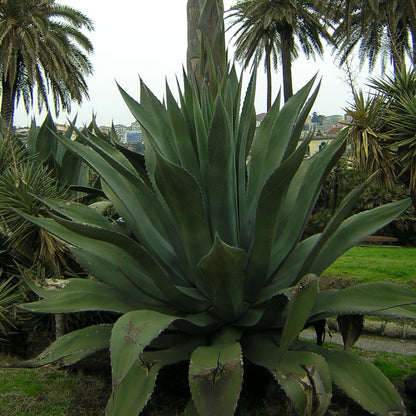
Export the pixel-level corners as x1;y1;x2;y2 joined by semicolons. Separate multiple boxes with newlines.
14;0;380;128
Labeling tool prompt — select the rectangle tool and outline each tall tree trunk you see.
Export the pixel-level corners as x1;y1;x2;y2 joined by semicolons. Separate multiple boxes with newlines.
280;27;293;103
1;77;15;132
265;43;272;110
187;0;202;79
186;0;226;93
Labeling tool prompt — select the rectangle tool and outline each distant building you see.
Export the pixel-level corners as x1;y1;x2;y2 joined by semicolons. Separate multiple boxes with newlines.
99;126;111;135
326;126;343;137
114;124;127;143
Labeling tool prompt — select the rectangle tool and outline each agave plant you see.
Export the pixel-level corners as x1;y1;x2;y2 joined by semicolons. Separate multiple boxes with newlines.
15;68;416;416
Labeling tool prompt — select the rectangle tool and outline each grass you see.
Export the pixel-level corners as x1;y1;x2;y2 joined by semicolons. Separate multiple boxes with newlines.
323;245;416;285
0;355;110;416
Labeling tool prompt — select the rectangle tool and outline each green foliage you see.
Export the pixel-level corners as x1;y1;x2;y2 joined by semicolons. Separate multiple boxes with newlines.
0;274;21;340
16;68;416;416
345;65;416;194
0;0;94;126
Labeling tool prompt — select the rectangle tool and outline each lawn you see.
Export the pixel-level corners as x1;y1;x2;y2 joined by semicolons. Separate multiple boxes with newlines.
323;246;416;285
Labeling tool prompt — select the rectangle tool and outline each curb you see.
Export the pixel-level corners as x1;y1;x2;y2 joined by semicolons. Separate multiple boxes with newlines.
326;318;416;340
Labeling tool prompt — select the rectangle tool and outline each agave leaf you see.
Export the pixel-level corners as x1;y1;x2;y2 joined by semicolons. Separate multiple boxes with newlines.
277;275;318;365
140;80;178;162
21;214;208;312
245;137;312;297
107;341;201;416
243;332;331;416
154;152;212;273
337;314;364;351
310;198;412;274
114;142;150;185
236;72;256;248
283;80;320;159
110;310;176;388
117;83;166;156
198;234;246;321
319;350;405;415
54;134;186;275
15;324;112;368
279;174;378;287
276;351;331;416
21;279;139;314
310;282;416;321
207;97;238;246
38;198;114;231
247;77;316;207
189;334;243;416
165;82;200;179
269;133;347;283
35;112;58;162
235;292;289;328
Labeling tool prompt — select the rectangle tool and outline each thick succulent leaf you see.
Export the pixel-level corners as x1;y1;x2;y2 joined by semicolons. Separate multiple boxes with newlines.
165;82;200;179
235;293;289;329
311;282;416;321
269;133;347;284
56;133;189;279
320;350;405;415
309;198;412;274
15;324;112;368
189;336;243;416
264;235;320;297
38;197;114;231
247;77;316;208
107;341;201;416
114;142;150;185
277;275;318;365
22;214;208;312
288;174;378;283
21;279;138;314
243;332;331;416
110;310;176;389
276;351;331;416
244;137;312;297
140;80;178;161
206;97;238;246
154;152;212;272
118;84;165;155
283;81;320;159
68;126;139;178
236;72;256;248
198;234;246;321
337;314;364;350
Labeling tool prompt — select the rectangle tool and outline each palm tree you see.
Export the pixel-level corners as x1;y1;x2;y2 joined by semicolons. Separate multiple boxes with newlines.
0;0;94;128
228;0;334;105
187;0;226;93
334;0;416;73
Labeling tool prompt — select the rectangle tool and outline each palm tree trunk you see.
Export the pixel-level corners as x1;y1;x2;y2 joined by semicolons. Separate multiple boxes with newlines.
1;77;15;131
280;27;293;103
265;43;272;110
187;0;202;79
186;0;225;93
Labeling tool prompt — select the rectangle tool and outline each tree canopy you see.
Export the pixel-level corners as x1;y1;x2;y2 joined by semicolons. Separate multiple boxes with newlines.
0;0;94;128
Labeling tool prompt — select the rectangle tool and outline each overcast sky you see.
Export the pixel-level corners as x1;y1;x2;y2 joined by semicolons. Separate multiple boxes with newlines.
14;0;380;128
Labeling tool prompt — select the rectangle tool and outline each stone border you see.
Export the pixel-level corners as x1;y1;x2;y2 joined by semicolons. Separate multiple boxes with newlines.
327;318;416;340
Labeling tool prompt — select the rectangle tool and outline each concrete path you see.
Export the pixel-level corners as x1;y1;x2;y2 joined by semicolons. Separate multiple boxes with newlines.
300;328;416;356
